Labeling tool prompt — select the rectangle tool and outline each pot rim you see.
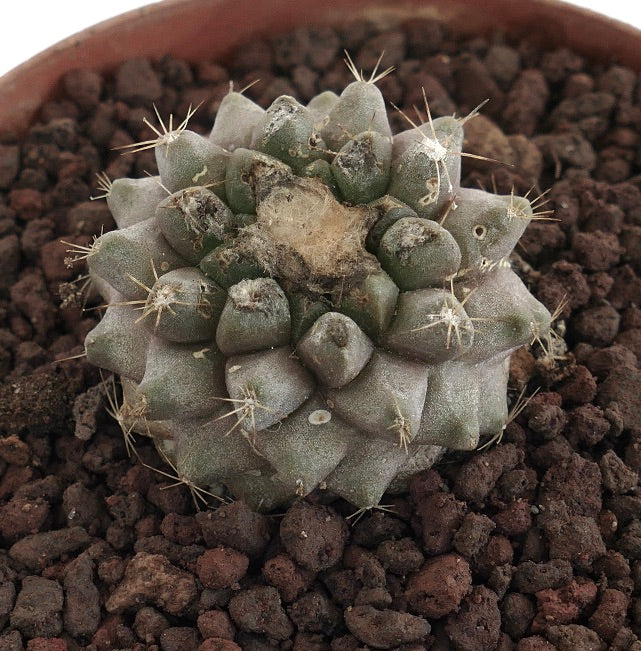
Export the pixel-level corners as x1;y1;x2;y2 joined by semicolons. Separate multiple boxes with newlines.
1;0;641;136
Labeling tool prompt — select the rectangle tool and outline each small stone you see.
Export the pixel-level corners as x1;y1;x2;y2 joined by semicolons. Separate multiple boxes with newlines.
493;500;532;537
133;606;169;644
262;553;315;603
376;538;424;575
598;366;641;431
453;444;524;505
228;586;293;640
512;560;574;594
197;610;235;640
588;588;629;642
539;453;602;517
0;434;30;465
115;58;162;104
8;188;44;221
11;576;63;638
415;492;465;555
196;501;270;560
63;69;103;111
72;385;104;442
105;552;198;616
546;624;606;651
502;592;536;640
196;547;249;589
405;553;472;618
0;631;23;651
444;586;501;651
0;496;49;543
160;512;201;546
9;527;90;570
280;501;348;572
600;450;638;494
63;552;100;638
548;516;607;572
288;590;341;635
344;605;430;649
159;626;200;651
531;579;597;632
25;638;68;651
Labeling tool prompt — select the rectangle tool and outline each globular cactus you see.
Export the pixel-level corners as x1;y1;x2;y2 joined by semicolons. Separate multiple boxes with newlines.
81;57;551;512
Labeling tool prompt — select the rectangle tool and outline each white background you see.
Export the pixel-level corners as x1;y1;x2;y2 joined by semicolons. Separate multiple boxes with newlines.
1;0;640;78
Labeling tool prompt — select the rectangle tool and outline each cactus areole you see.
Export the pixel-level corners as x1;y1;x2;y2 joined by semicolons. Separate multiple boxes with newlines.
84;60;551;512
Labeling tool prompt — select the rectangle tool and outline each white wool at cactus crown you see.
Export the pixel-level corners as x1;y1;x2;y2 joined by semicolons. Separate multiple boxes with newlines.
0;1;640;78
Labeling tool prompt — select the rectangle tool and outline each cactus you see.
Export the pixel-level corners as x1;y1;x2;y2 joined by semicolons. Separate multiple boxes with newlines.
82;58;551;512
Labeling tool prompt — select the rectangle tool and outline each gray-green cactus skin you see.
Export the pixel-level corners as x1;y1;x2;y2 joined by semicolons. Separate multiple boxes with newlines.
84;72;551;512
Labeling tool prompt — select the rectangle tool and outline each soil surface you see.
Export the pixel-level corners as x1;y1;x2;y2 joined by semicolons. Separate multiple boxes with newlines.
2;16;641;651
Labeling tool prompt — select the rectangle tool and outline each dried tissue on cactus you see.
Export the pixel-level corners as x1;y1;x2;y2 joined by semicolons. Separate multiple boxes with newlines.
80;54;552;511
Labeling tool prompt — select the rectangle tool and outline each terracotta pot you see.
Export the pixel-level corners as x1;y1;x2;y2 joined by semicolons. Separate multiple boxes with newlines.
2;2;640;646
1;0;641;137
